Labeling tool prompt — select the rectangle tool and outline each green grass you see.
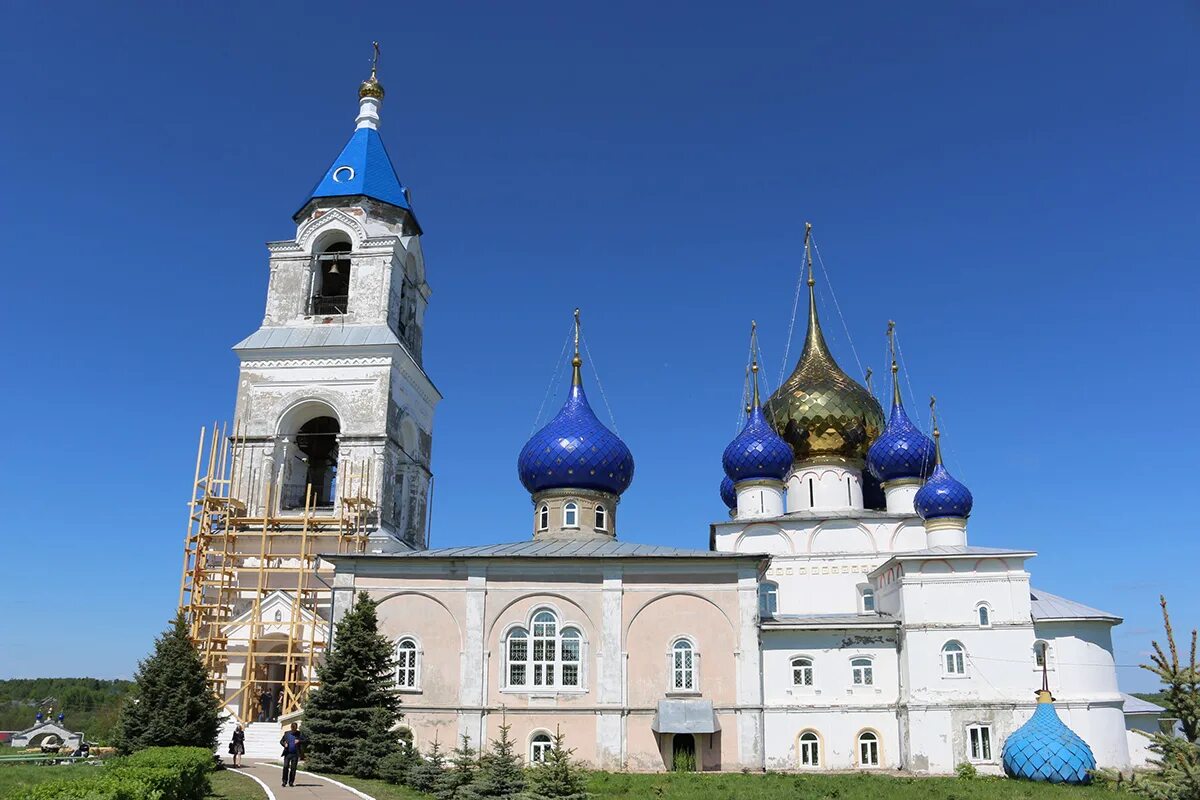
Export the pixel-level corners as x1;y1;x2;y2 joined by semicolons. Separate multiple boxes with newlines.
327;770;1118;800
0;764;266;800
210;768;269;799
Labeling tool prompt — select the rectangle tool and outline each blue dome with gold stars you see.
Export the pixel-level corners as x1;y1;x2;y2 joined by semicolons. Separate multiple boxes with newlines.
518;323;633;497
1002;694;1096;784
720;476;736;510
915;463;973;520
723;405;793;483
867;398;936;484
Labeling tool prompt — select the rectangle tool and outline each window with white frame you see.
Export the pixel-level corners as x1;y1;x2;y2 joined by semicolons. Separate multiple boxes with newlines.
798;731;820;766
530;732;552;763
977;604;991;627
396;637;419;689
538;505;549;530
563;502;579;527
858;730;880;766
861;587;875;613
758;582;779;617
505;610;582;690
943;641;966;675
967;724;993;762
672;639;697;691
851;657;873;686
594;504;607;530
791;657;814;687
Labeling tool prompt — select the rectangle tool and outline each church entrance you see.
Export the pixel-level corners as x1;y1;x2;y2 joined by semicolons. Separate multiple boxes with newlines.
672;733;696;772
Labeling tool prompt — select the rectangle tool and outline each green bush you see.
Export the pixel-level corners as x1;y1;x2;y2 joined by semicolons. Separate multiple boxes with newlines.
6;772;161;800
116;746;213;800
954;761;977;779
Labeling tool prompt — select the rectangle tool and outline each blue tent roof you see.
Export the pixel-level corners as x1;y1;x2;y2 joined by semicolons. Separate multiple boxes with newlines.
299;127;411;214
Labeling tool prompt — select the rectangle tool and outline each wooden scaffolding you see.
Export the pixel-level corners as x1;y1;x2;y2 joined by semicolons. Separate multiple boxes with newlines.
177;423;375;723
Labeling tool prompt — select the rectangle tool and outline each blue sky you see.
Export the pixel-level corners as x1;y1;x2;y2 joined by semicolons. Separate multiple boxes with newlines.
0;2;1196;691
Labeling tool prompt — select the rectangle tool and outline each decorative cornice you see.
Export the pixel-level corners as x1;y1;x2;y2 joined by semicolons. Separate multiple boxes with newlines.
241;356;392;369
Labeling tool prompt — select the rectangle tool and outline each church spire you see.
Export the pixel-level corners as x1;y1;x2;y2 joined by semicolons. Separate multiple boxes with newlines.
357;42;385;130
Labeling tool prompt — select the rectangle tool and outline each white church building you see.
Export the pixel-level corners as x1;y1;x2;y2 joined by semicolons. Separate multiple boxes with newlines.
194;59;1154;775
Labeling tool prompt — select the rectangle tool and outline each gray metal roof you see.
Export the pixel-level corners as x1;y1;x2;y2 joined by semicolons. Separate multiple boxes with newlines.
234;324;403;351
1121;693;1166;716
652;699;720;734
763;612;898;629
335;538;757;560
1030;588;1121;623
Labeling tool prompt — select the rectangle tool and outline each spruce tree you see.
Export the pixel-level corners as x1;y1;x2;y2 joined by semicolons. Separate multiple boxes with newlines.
408;736;448;792
113;611;221;754
471;723;526;799
523;728;588;800
1129;596;1200;800
302;592;402;777
436;734;479;800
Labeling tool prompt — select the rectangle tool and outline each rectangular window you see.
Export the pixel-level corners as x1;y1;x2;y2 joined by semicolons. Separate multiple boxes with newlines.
852;661;873;686
509;664;526;686
968;725;992;762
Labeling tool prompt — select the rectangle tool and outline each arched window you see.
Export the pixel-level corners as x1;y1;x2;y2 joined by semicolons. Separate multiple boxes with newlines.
798;731;820;767
594;504;607;530
851;657;873;686
505;610;582;690
563;502;579;528
538;505;549;531
530;732;552;763
791;657;813;687
977;605;991;627
396;638;419;689
857;730;880;766
672;639;696;691
311;241;351;315
942;641;966;675
861;587;875;613
283;415;340;509
758;582;779;617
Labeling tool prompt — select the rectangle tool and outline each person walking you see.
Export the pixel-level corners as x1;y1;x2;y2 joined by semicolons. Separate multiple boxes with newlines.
228;725;245;768
279;722;302;787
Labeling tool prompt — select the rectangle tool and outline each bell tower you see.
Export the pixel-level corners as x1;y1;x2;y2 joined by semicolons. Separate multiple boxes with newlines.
230;49;439;550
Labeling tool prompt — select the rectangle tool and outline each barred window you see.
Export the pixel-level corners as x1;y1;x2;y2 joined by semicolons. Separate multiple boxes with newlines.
396;638;419;689
791;657;814;687
672;639;696;691
505;610;582;690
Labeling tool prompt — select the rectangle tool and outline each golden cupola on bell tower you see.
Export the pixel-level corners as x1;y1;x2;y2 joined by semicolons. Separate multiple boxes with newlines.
765;225;884;469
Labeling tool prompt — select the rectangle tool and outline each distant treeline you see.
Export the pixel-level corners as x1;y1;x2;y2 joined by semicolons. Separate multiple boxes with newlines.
0;678;134;744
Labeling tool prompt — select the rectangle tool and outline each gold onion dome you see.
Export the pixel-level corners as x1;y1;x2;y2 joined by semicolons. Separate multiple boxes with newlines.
359;42;385;99
765;234;884;465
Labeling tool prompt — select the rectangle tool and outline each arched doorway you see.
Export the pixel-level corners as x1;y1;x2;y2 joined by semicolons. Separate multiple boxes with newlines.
282;416;339;509
672;733;696;772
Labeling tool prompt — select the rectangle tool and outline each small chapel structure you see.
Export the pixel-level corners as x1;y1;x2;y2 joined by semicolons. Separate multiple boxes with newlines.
189;55;1145;774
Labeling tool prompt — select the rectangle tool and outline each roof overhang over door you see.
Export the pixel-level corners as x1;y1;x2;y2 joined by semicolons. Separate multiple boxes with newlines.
651;699;720;734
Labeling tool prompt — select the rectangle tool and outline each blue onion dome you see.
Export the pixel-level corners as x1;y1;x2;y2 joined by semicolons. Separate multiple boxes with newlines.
517;323;633;496
867;348;936;483
723;404;793;483
720;475;736;510
1002;689;1096;784
914;408;973;520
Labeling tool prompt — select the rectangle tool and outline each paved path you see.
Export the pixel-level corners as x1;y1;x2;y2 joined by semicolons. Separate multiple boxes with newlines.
233;762;376;800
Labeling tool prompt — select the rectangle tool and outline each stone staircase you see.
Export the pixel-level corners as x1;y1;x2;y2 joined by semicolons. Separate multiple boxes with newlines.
218;718;284;761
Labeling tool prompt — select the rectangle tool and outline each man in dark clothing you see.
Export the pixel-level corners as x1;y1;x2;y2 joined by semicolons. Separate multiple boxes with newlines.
280;723;302;787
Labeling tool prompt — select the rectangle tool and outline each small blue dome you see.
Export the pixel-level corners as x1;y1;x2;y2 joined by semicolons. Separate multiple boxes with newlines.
914;463;973;520
720;476;736;510
1002;699;1096;784
723;405;794;483
867;399;936;483
518;381;634;497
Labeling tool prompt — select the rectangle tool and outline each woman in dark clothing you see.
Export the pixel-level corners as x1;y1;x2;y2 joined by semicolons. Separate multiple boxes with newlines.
229;725;246;767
